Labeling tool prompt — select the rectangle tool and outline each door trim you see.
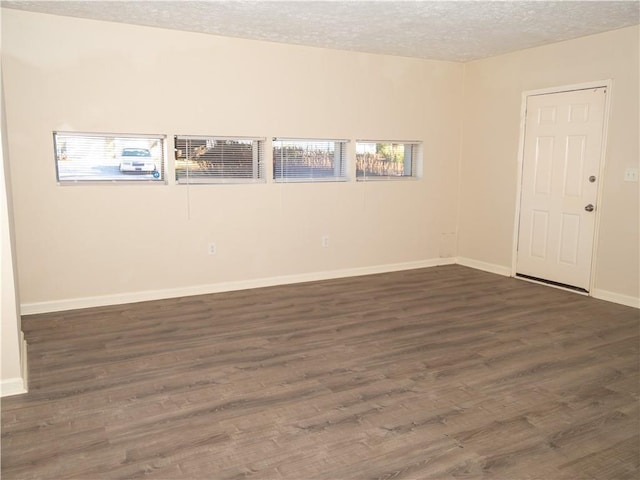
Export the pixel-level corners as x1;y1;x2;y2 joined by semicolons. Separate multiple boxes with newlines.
511;80;613;295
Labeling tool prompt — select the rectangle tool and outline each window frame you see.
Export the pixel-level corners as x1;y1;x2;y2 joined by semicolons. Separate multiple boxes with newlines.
355;140;421;181
53;131;167;184
174;135;266;185
272;137;349;183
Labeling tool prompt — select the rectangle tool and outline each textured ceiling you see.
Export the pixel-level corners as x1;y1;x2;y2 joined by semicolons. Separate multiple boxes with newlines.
2;1;639;62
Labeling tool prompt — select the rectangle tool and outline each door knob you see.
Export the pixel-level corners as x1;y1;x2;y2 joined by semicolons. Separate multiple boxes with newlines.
585;204;595;212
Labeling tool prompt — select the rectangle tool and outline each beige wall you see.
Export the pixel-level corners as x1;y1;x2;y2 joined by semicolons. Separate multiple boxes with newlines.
2;9;463;308
459;26;640;301
2;10;638;313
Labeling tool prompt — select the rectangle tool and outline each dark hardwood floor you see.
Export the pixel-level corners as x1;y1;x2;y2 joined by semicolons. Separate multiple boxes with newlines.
2;265;638;479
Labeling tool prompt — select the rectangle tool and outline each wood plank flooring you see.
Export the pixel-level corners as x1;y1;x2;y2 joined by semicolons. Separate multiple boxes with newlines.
2;265;638;479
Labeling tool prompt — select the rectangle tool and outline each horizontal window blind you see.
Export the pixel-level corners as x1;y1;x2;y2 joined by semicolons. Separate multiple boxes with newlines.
53;132;165;183
175;136;265;184
355;141;420;180
273;138;348;182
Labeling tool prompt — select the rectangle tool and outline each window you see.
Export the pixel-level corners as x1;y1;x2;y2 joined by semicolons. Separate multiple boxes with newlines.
273;138;348;182
356;141;420;180
53;132;165;183
174;136;265;184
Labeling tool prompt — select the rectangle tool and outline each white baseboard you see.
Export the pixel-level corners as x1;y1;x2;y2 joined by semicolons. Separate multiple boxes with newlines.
455;257;512;277
0;377;26;397
592;289;640;309
21;258;456;315
455;257;639;309
20;257;638;314
0;333;28;398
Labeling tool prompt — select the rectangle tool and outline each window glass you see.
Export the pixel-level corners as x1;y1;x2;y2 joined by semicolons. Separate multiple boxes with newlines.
356;141;420;180
175;136;265;184
273;138;348;182
54;132;165;183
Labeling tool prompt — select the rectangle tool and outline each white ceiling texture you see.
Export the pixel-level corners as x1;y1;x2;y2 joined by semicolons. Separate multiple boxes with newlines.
2;0;639;62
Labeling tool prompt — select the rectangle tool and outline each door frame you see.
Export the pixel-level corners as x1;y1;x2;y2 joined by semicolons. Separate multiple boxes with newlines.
511;80;613;295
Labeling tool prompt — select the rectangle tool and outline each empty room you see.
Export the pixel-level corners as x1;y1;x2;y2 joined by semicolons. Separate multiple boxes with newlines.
1;1;639;478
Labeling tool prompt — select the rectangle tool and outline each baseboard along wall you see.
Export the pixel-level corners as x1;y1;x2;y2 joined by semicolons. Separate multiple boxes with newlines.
454;257;512;277
0;334;28;398
21;258;457;315
591;289;640;309
19;256;639;315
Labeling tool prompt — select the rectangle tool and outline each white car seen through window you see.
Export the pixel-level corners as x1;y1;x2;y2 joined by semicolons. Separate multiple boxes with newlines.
119;147;158;173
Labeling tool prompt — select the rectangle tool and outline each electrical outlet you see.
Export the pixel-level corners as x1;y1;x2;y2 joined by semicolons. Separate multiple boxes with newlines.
624;168;639;182
321;235;329;248
208;242;217;255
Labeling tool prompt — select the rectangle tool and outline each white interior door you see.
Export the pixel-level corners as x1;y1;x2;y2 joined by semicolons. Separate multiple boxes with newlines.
516;87;606;291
